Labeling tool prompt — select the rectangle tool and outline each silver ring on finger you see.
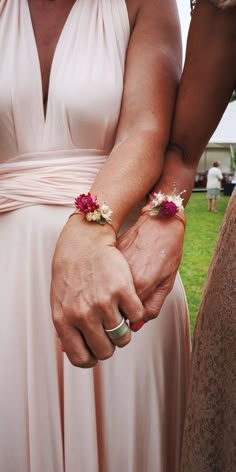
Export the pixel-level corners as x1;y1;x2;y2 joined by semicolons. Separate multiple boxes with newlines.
104;318;129;340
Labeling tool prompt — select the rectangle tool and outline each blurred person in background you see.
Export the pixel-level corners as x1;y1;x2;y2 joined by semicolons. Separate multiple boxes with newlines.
206;160;223;212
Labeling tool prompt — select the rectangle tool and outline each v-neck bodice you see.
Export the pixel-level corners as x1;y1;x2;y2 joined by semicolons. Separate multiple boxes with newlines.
0;0;130;159
0;0;130;212
27;0;79;123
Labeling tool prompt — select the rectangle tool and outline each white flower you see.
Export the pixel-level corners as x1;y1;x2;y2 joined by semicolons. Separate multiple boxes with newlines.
151;192;166;207
168;193;184;210
151;190;185;211
86;210;102;222
100;203;113;222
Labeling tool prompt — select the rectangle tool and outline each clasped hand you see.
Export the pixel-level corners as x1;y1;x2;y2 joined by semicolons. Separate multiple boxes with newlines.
50;216;144;368
51;212;185;368
117;212;185;320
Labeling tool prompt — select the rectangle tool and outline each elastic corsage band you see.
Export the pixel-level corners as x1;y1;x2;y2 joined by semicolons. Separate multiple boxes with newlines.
70;192;116;233
142;190;186;228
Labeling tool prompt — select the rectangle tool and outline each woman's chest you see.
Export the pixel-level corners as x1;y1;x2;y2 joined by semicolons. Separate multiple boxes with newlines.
28;0;139;104
0;0;131;154
28;0;77;103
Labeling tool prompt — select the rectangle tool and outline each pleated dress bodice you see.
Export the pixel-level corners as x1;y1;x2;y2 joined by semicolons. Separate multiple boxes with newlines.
0;0;130;211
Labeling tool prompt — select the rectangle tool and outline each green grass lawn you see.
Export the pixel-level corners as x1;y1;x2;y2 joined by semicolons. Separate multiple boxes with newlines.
179;192;230;335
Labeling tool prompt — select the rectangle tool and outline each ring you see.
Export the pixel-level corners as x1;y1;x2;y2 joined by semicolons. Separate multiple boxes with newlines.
104;318;129;340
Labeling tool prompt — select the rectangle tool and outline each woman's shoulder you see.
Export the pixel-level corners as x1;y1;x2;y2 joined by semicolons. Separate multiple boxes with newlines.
126;0;179;32
209;0;236;9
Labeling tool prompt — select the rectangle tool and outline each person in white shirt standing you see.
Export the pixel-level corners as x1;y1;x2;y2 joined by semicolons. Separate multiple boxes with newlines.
206;160;223;212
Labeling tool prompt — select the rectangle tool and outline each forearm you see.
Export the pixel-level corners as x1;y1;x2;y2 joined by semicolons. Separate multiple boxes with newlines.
88;0;182;233
150;148;196;207
152;0;236;203
89;130;165;232
89;55;181;231
117;0;236;322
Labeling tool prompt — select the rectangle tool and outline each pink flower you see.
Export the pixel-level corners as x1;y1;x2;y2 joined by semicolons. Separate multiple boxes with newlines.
74;193;99;214
159;201;178;216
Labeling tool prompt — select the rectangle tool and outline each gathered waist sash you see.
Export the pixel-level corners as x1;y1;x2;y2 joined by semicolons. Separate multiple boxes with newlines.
0;149;107;212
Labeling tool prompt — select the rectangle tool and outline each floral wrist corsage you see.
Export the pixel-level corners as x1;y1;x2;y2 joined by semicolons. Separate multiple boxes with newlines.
70;192;115;233
142;190;186;228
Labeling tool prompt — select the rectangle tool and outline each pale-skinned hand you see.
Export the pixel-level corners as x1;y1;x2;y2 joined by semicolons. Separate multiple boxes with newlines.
50;216;144;368
117;212;186;325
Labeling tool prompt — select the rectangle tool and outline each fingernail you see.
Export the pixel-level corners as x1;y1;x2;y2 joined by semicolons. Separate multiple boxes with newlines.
131;321;145;332
60;345;65;352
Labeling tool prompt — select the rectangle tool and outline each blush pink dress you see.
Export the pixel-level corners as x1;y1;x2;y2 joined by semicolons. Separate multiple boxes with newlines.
0;1;190;471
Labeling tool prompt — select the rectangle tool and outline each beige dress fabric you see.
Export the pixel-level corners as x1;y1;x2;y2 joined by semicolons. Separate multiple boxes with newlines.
181;191;236;472
182;2;236;470
0;1;190;471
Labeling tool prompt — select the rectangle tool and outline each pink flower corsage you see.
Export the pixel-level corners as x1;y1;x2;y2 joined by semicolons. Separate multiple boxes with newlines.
73;192;113;226
149;191;185;216
142;190;186;228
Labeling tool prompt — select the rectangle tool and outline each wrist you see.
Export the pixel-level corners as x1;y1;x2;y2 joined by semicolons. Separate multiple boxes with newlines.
141;189;186;228
71;192;118;237
68;211;117;241
69;210;117;237
138;208;186;230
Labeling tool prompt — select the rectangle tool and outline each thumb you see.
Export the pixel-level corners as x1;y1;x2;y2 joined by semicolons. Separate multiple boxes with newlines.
143;276;176;321
119;288;144;325
129;289;167;332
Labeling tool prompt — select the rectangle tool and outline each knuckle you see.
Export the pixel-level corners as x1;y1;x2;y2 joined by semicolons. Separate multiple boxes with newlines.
144;309;160;322
118;281;130;293
95;295;112;311
52;303;76;328
52;315;64;333
134;274;149;292
76;309;93;326
130;314;143;324
79;360;97;369
69;353;97;369
99;347;115;361
116;334;131;348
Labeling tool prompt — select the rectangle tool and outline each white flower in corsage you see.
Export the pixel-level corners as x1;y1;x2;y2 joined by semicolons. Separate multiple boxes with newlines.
141;189;186;229
149;191;185;216
74;193;113;225
69;193;116;233
100;203;113;223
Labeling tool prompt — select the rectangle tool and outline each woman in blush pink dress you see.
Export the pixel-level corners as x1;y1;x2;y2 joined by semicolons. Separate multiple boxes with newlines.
0;1;190;471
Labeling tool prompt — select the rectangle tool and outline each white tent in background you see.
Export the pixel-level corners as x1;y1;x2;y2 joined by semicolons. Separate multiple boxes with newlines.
210;101;236;144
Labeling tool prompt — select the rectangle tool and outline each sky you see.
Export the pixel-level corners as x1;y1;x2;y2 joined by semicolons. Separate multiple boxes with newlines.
176;0;236;143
